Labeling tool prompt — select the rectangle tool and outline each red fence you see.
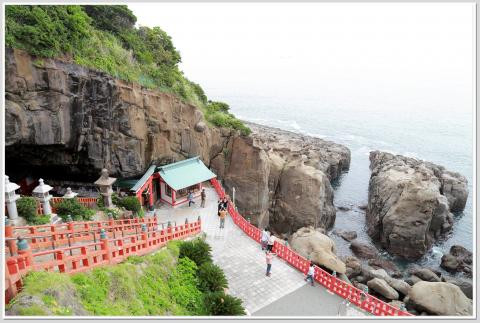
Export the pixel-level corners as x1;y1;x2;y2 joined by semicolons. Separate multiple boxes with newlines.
5;218;158;256
35;197;99;215
4;218;201;304
210;178;412;317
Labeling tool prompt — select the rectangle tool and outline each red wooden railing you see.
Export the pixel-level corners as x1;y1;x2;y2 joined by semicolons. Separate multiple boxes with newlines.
4;218;201;304
5;218;158;256
210;178;412;317
35;197;99;215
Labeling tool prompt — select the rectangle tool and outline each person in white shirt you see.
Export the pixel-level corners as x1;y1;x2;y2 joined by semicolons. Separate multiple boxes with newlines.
261;228;270;250
305;263;315;286
267;234;275;252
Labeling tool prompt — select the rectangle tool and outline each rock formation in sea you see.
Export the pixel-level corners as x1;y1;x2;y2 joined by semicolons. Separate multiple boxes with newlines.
366;151;469;260
5;48;350;234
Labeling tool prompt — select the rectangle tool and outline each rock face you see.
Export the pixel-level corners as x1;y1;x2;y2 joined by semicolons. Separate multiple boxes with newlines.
440;245;473;276
333;229;357;242
290;226;346;274
407;281;473;316
5;48;227;180
5;49;350;234
366;151;468;260
222;122;350;232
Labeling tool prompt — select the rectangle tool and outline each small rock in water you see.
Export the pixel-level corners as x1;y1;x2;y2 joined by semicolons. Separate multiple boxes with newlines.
337;205;351;211
358;204;368;211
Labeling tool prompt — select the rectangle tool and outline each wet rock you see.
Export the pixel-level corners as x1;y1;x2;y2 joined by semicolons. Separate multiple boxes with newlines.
358;204;368;211
337;205;351;211
334;229;357;242
440;245;473;276
353;282;368;292
407;281;472;316
411;268;441;282
384;277;412;296
349;241;378;259
290;226;346;274
405;275;423;286
366;151;468;260
367;258;400;274
389;300;406;310
367;278;399;300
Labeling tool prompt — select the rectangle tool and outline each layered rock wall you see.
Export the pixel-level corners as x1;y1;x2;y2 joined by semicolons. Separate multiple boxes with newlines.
5;49;350;234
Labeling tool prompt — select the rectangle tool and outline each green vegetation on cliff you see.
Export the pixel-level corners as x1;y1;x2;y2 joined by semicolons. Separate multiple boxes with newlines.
6;240;245;316
5;5;250;135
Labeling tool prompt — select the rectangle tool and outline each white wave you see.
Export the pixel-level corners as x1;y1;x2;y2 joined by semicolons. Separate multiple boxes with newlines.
307;133;327;139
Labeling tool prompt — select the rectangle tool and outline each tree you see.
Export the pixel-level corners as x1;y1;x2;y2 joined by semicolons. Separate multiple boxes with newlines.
82;5;136;35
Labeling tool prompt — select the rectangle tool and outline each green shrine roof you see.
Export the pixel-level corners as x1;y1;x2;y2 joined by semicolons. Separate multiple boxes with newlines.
130;164;157;192
157;156;216;191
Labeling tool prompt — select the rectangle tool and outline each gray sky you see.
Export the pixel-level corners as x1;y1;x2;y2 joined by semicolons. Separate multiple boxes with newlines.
128;3;474;111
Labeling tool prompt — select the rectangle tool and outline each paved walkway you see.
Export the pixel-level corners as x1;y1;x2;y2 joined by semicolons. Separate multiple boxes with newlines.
155;186;367;317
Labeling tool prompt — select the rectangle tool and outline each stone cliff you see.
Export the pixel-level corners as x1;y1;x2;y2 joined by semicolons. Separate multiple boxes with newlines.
5;48;350;234
366;151;468;260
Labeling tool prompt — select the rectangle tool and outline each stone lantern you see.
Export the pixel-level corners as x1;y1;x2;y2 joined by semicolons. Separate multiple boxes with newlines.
63;187;78;199
5;176;20;224
32;178;53;215
94;169;116;208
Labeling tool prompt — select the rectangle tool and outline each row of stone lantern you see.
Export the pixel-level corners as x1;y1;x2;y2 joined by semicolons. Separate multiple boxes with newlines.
4;169;116;224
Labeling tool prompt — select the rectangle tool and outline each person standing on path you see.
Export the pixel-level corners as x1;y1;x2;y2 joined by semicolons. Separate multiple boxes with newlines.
261;228;270;250
267;233;275;252
188;191;195;207
265;250;273;277
219;208;227;229
305;263;315;286
201;189;206;208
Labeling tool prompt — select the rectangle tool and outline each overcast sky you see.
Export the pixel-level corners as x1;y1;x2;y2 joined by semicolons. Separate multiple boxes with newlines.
128;3;474;111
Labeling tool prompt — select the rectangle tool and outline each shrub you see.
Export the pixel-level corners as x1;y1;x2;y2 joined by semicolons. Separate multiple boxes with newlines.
16;196;38;223
118;196;141;215
198;262;228;293
102;208;120;220
30;215;51;225
203;291;246;316
54;198;95;221
179;238;212;267
168;257;205;315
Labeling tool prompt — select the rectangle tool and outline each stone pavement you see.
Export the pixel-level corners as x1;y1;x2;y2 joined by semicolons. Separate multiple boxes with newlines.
155;185;367;317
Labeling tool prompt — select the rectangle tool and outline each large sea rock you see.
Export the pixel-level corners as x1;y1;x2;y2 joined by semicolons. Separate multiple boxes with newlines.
290;226;346;274
366;151;468;259
222;122;350;232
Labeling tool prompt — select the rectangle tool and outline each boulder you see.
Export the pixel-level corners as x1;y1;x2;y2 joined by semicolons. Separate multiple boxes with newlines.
349;241;378;259
290;226;346;274
354;275;367;284
412;268;441;282
334;230;357;242
384;277;412;296
367;258;400;274
407;281;473;316
194;121;206;132
440;245;473;276
405;275;423;286
389;300;406;310
446;278;473;299
353;282;368;292
368;268;390;280
337;205;351;211
367;278;399;300
366;151;468;260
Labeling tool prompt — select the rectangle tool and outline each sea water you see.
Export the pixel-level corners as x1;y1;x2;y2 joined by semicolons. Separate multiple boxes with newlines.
207;89;473;269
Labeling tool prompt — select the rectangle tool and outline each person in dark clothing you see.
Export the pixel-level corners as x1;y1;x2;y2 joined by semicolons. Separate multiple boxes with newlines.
201;189;206;208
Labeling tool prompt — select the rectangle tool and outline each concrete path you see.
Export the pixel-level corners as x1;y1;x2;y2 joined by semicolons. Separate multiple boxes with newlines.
155;185;367;317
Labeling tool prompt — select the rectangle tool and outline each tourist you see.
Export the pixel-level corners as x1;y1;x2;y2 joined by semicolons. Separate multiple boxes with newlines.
261;228;270;250
265;250;273;277
188;191;195;207
217;199;224;216
267;233;275;252
221;196;229;210
219;208;227;228
201;188;206;208
305;263;315;286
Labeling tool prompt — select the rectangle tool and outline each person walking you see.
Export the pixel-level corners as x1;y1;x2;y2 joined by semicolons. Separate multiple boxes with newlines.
201;188;206;208
217;198;224;216
261;228;270;250
188;191;195;207
267;233;275;252
265;250;273;277
221;197;229;210
305;263;315;286
219;208;227;229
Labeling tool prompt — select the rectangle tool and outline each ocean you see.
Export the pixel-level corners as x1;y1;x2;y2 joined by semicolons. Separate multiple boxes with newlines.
207;89;474;270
